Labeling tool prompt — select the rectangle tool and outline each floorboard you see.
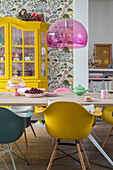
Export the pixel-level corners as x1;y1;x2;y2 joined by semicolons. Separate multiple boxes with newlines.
0;119;113;170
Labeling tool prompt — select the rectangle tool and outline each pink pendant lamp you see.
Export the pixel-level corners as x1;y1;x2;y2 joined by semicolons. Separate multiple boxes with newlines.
46;19;87;49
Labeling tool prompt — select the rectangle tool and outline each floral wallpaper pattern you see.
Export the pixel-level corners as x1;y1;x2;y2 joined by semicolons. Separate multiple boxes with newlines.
0;0;73;91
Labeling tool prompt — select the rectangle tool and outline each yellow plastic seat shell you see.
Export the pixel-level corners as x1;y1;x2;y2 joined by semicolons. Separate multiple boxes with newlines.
43;101;101;140
102;107;113;125
101;107;113;149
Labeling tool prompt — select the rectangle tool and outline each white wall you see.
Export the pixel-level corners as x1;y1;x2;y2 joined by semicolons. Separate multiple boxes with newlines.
89;0;113;59
73;0;89;88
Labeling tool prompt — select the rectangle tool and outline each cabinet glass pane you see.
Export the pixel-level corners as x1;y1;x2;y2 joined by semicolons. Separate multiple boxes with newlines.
24;31;34;45
12;47;23;61
0;63;5;76
12;27;22;45
12;63;23;76
41;63;45;77
0;27;5;45
41;47;45;61
41;32;45;46
24;63;35;76
0;47;5;61
24;47;35;61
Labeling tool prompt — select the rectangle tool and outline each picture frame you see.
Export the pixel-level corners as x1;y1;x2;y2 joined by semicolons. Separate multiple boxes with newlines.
94;44;112;68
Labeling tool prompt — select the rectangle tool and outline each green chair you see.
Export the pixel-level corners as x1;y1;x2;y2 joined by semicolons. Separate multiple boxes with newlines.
9;105;36;147
0;107;33;170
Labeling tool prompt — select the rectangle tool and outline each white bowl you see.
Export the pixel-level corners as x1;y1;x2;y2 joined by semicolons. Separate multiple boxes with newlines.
25;93;44;98
18;88;45;95
18;88;31;95
40;88;46;92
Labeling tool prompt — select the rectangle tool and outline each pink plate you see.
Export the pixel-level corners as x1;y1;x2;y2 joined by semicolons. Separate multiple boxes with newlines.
25;93;44;98
45;92;57;97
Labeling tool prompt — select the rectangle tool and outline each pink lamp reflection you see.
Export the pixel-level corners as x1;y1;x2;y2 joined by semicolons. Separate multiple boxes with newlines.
46;19;87;49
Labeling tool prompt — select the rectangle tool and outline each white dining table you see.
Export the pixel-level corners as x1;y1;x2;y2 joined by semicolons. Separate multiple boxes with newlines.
0;91;113;166
0;91;113;107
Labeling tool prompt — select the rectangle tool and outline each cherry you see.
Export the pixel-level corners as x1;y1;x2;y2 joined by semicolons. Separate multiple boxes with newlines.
25;88;44;94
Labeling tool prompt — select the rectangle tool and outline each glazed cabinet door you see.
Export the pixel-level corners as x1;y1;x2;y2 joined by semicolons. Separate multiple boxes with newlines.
0;24;9;79
40;28;48;80
9;24;38;79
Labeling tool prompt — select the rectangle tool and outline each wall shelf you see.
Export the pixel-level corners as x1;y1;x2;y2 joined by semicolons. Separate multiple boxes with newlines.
89;68;113;91
89;69;113;72
89;78;113;81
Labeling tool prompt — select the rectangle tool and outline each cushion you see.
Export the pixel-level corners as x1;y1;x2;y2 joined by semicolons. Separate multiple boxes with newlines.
9;106;34;113
83;104;94;114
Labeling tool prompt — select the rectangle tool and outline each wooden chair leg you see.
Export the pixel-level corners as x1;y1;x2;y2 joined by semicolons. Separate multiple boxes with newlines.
79;140;91;169
24;130;28;147
30;123;36;137
102;126;113;149
52;137;56;145
76;142;86;170
47;142;58;170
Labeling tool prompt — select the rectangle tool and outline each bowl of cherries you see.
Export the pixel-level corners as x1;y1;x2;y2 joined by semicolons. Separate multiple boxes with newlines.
24;88;44;98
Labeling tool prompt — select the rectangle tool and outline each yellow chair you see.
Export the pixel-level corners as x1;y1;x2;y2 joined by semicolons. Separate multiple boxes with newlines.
101;107;113;149
41;101;101;170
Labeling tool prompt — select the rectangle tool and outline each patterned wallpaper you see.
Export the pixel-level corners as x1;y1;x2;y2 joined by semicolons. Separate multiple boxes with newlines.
0;0;73;91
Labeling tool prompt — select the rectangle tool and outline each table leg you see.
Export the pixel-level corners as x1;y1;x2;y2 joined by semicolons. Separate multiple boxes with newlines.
88;134;113;166
91;131;102;143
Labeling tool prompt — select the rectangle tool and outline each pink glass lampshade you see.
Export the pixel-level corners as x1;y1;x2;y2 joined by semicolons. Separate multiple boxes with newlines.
46;19;87;49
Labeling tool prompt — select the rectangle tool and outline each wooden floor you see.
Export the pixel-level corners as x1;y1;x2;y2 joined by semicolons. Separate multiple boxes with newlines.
1;119;113;170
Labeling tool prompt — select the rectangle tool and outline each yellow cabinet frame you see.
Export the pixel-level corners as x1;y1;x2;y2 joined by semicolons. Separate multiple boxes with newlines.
0;17;49;91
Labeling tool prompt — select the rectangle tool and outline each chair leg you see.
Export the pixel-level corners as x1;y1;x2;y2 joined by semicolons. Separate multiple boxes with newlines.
76;142;86;170
1;156;9;170
47;142;58;170
14;142;29;165
79;140;91;169
7;144;16;170
24;130;28;147
52;138;56;145
30;123;36;137
102;126;113;149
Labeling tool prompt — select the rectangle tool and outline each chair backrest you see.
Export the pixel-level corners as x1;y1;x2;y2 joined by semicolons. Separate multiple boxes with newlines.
0;107;27;144
54;87;71;93
43;101;94;140
102;107;113;125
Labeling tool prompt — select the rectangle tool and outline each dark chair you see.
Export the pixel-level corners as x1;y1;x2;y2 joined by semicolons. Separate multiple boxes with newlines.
9;106;36;147
0;107;33;170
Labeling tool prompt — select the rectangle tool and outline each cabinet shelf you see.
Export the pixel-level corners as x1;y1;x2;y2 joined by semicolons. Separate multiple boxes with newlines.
11;61;35;63
89;68;113;91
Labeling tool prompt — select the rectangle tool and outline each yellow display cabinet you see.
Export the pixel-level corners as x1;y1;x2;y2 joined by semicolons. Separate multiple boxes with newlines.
0;17;49;112
0;17;49;90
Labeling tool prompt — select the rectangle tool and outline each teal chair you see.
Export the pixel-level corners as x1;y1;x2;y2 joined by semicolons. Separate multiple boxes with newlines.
0;107;33;170
9;106;36;147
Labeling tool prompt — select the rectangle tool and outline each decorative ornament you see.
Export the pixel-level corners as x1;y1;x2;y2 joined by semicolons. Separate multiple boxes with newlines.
17;10;44;22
